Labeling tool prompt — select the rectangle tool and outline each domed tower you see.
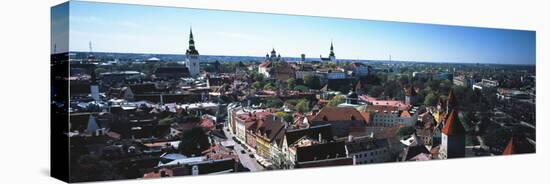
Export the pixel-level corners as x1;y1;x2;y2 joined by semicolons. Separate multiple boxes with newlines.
346;89;359;105
270;48;277;60
186;27;200;78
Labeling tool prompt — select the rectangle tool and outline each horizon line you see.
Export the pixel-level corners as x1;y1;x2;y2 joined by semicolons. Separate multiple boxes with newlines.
61;50;536;66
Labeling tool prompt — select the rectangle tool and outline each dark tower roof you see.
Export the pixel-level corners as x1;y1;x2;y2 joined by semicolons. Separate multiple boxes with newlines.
447;90;457;110
404;85;417;96
355;81;363;91
186;27;199;55
347;90;358;99
442;110;465;136
329;42;335;57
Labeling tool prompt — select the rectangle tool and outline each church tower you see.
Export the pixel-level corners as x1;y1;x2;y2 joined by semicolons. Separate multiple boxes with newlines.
446;89;457;114
90;70;100;101
329;42;336;63
186;28;200;78
404;85;417;105
439;110;466;159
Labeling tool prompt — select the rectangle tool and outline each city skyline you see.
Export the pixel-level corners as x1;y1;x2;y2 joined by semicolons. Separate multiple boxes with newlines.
53;1;536;65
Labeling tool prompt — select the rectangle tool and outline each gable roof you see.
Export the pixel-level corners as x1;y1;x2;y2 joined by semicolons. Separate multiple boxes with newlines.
154;67;190;75
296;141;347;162
285;124;333;146
404;145;430;161
442;110;465;136
259;60;273;68
251;115;286;142
311;107;367;123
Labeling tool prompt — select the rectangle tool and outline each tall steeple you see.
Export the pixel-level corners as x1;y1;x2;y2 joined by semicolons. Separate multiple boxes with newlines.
186;27;199;55
439;110;466;159
186;27;200;77
446;89;457;113
329;42;335;57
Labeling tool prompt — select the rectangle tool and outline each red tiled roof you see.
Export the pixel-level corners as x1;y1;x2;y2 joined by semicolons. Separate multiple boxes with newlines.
442;110;465;135
366;105;399;112
259;60;273;68
400;111;412;117
199;117;215;130
143;168;173;178
312;107;367;124
502;137;515;155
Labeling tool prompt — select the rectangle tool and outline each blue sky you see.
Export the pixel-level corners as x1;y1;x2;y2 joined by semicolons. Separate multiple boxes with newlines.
52;1;536;64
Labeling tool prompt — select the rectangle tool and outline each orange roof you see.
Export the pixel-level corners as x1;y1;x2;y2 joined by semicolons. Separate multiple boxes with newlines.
400;111;412;117
143;168;173;178
259;60;273;68
442;110;465;135
312;107;367;124
502;137;515;155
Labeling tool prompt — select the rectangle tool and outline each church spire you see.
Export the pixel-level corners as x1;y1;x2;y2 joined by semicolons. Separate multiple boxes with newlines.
190;27;194;40
186;27;199;55
329;42;335;57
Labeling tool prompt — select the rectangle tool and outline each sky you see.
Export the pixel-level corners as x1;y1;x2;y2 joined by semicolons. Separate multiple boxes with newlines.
52;1;536;65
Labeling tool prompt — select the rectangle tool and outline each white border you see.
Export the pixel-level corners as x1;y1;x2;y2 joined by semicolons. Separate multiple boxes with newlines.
0;0;547;184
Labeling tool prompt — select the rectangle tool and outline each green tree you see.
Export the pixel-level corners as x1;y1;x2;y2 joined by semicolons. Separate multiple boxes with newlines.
397;126;416;137
94;67;108;76
287;78;296;90
264;82;277;90
178;127;211;157
159;116;176;125
294;85;309;92
252;81;262;89
266;98;284;108
368;85;384;97
424;92;437;106
274;112;293;123
327;95;345;107
295;99;310;113
71;154;118;182
304;75;321;89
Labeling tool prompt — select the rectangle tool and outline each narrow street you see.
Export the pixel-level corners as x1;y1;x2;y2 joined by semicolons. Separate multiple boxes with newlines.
222;127;265;172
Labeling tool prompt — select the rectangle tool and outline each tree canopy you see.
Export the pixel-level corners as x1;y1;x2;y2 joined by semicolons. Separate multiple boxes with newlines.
178;127;211;157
